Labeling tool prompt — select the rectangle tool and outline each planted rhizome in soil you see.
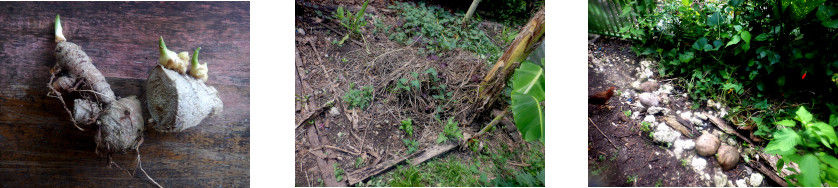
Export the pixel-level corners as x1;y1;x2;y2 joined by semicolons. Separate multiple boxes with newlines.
294;0;545;186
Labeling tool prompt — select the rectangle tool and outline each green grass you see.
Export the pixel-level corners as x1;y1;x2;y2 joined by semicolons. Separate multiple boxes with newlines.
388;162;425;187
364;141;545;187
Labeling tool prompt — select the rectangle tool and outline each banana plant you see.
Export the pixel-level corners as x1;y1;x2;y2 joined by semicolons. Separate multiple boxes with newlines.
510;59;545;142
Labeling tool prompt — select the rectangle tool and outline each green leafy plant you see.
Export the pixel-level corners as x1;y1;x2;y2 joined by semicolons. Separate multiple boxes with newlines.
400;118;414;137
332;0;370;45
681;159;688;167
394;72;421;93
342;83;374;110
497;25;519;45
627;174;638;184
621;0;838;138
436;117;462;144
481;0;542;27
624;110;632;117
403;138;419;154
655;179;663;187
424;68;453;101
388;2;502;63
765;106;838;186
389;163;425;186
510;60;545;142
355;157;365;168
333;163;345;182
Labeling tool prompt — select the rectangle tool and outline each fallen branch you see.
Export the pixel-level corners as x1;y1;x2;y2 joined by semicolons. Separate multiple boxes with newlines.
746;159;788;187
589;117;619;150
311;145;361;156
346;148;425;185
705;113;754;146
472;107;509;139
295;99;336;130
507;161;530;167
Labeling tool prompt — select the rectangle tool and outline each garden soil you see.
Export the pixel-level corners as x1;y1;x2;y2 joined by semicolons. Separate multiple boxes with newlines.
294;1;542;186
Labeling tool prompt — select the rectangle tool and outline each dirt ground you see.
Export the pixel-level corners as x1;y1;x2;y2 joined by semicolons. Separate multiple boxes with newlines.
293;1;543;186
586;37;777;187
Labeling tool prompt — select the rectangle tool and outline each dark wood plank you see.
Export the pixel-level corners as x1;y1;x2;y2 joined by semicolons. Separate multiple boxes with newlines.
0;2;249;187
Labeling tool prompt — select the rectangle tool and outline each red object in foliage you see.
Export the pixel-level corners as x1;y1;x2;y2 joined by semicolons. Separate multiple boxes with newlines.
802;72;807;79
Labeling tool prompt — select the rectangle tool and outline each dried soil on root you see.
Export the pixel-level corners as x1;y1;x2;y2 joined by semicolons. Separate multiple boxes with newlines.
294;2;536;186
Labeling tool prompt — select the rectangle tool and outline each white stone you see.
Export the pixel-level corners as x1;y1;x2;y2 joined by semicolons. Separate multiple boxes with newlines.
643;115;656;124
640;60;653;68
683;139;695;150
691;157;707;171
621;90;631;98
639;92;660;107
647;106;667;115
674;139;686;156
696;112;708;120
691;118;704;126
329;107;340;116
736;179;747;187
749;173;763;186
714;173;728;187
634;101;646;109
653;122;681;144
720;108;728;117
632;81;642;91
660;84;674;94
680;111;692;120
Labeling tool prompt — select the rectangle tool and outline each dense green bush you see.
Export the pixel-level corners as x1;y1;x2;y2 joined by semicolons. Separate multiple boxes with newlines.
480;0;543;27
624;0;838;102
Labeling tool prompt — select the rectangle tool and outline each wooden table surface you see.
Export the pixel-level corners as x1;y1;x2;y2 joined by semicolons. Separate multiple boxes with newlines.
0;2;250;187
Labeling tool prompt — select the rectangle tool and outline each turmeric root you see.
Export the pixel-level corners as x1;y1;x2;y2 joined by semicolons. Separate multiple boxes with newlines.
49;14;159;188
50;13;145;148
95;96;144;153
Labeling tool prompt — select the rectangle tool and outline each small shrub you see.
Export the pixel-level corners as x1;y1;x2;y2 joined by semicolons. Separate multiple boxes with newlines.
333;163;345;182
400;118;414;137
436;117;462;144
403;139;419;154
343;83;374;110
331;0;369;45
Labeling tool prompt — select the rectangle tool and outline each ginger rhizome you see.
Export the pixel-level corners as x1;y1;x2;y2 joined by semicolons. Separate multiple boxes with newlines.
158;36;189;74
189;47;209;82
